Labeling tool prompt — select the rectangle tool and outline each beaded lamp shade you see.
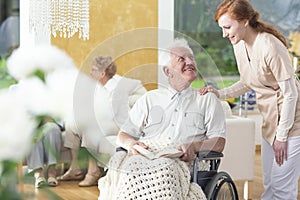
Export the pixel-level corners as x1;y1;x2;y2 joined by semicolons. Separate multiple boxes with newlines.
29;0;89;40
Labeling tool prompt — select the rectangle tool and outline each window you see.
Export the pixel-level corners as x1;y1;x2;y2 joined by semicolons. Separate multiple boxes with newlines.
0;0;19;57
174;0;300;88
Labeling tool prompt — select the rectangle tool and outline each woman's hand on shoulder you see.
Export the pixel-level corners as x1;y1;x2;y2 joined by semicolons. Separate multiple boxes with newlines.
199;85;220;97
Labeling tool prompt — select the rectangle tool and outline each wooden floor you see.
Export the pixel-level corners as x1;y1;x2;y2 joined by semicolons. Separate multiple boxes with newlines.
21;151;300;200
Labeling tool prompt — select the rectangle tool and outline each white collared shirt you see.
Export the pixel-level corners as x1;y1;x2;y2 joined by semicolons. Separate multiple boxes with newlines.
121;86;226;144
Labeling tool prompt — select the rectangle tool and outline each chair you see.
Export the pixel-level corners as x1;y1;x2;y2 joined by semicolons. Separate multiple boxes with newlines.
193;151;239;200
219;116;255;199
220;101;256;200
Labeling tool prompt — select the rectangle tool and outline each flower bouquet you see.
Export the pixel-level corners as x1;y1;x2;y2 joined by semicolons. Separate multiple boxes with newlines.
0;44;98;199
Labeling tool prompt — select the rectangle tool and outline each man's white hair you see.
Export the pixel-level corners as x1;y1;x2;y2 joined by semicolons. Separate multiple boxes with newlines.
159;38;193;68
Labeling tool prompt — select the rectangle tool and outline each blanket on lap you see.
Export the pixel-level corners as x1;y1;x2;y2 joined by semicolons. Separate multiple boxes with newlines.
98;151;206;200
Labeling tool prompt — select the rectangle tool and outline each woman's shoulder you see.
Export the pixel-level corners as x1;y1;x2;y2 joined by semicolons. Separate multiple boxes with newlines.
259;32;278;40
257;32;284;49
257;32;288;59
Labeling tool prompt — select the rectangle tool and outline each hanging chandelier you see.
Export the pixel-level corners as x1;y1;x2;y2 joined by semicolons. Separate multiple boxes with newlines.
29;0;89;40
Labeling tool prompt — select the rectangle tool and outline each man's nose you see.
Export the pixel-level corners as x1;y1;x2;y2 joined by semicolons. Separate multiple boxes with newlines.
185;57;194;65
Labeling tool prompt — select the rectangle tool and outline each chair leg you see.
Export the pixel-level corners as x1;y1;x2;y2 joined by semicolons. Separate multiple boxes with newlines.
60;162;65;175
17;161;24;193
243;180;253;200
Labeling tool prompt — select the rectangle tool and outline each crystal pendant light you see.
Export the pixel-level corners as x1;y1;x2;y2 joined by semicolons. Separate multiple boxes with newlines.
29;0;89;40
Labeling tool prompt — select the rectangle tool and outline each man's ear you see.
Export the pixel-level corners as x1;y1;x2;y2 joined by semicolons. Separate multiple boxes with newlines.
101;71;106;78
163;66;171;77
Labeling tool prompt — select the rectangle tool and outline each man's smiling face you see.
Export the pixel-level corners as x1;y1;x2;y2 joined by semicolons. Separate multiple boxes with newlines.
169;46;197;84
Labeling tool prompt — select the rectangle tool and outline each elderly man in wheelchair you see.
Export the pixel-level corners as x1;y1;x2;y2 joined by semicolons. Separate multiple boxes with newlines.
98;38;238;200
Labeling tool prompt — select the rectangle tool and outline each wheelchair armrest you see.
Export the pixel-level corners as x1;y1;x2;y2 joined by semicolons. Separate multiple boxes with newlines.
196;151;223;160
193;151;223;183
116;147;127;152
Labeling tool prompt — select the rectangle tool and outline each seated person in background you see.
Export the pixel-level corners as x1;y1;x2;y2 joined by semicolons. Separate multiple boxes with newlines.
27;121;62;188
98;38;226;199
58;56;147;187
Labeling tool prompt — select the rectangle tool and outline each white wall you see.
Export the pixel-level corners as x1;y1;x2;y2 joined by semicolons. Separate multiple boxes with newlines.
158;0;174;88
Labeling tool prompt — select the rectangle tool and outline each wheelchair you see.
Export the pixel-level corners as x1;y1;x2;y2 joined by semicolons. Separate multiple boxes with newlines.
193;151;239;200
116;147;239;200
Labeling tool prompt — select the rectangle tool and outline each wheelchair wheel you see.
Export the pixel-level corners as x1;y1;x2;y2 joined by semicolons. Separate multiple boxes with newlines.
205;171;239;200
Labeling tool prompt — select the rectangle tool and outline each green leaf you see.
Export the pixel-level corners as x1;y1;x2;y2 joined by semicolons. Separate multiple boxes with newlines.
32;69;45;82
0;58;18;89
0;187;22;200
0;160;19;190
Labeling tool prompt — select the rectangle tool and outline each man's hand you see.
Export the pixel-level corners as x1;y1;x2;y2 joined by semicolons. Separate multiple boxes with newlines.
178;138;225;162
179;143;196;162
117;132;149;156
273;139;287;166
128;142;148;156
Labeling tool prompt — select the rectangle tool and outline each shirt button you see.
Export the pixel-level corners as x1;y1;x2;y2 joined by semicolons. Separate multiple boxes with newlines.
174;109;178;112
172;124;175;126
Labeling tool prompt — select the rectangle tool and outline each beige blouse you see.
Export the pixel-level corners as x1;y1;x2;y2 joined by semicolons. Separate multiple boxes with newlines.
219;32;300;145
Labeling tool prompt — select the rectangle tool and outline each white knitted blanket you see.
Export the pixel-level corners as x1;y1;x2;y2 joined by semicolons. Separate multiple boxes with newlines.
98;151;206;200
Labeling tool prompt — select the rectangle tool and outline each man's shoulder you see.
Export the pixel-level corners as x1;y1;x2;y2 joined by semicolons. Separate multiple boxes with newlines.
192;89;218;100
192;90;221;106
136;88;170;101
143;88;165;96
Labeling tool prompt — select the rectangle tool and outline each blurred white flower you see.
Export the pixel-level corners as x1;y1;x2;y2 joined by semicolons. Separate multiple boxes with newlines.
4;44;104;161
7;45;76;80
0;90;36;161
46;68;77;121
11;78;51;117
65;72;99;134
7;44;84;125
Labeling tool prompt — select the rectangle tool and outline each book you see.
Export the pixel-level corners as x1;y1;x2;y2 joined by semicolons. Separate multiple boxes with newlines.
133;144;184;160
